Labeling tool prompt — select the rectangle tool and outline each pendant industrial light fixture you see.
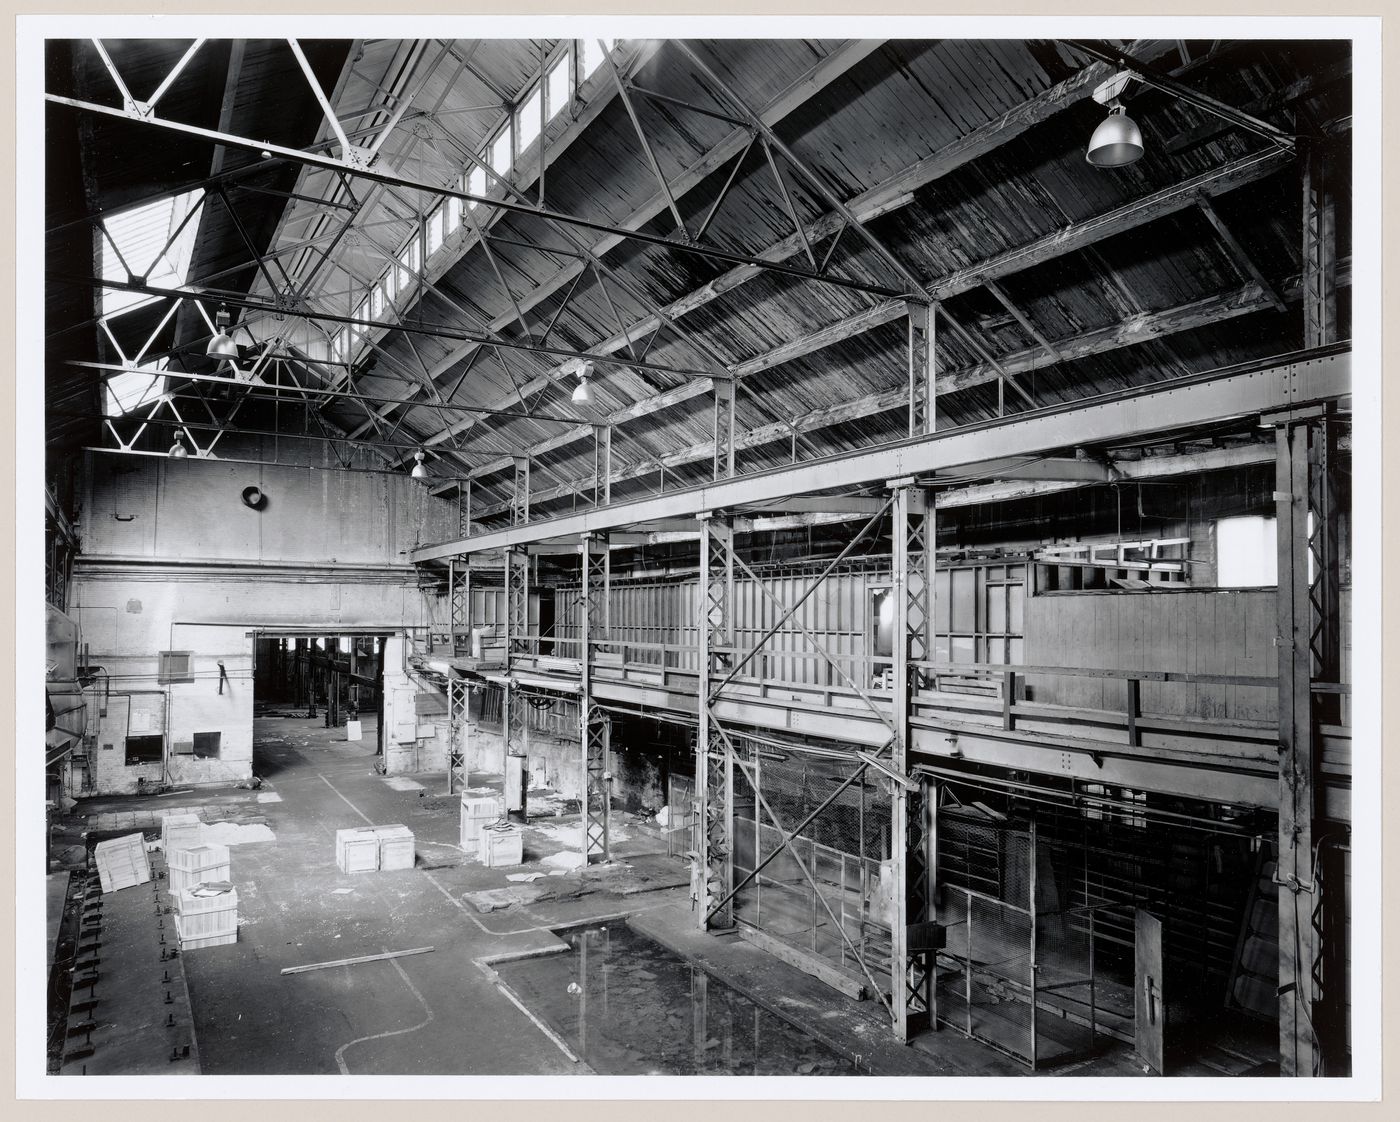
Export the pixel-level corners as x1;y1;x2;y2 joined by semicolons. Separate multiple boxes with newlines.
206;304;240;362
1086;71;1143;168
410;450;429;479
168;432;190;458
571;361;595;405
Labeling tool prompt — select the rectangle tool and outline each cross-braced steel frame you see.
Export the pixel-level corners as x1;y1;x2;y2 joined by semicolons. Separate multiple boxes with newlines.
580;533;611;862
1273;403;1348;1078
696;515;735;927
890;481;936;1039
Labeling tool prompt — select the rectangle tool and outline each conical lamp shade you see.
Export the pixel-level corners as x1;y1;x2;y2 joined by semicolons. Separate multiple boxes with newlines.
207;332;240;360
571;377;594;405
410;452;428;479
1086;107;1144;168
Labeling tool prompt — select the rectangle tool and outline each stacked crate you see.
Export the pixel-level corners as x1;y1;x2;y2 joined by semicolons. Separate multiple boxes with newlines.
481;821;524;868
374;824;416;871
335;826;382;873
460;794;503;854
161;812;203;852
93;833;152;893
168;843;231;895
174;883;239;950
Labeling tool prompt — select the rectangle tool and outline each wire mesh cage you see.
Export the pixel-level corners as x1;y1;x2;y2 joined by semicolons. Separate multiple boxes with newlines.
933;809;1099;1069
725;737;892;996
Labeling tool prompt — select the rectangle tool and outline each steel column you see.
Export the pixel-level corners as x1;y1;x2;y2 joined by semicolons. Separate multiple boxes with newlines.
447;675;469;795
1302;145;1338;349
510;456;531;526
1274;418;1316;1076
696;514;734;929
1274;405;1347;1076
891;482;934;1039
448;555;471;656
580;533;611;863
713;381;736;480
908;300;936;437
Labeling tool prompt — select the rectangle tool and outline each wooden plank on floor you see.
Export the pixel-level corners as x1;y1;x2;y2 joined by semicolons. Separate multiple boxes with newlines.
737;924;868;1000
280;945;434;975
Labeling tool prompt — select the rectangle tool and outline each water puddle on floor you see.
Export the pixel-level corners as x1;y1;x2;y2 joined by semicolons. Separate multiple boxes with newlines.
495;923;861;1075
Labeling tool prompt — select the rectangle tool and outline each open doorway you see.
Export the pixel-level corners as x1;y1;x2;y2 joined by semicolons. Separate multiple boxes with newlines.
250;632;388;780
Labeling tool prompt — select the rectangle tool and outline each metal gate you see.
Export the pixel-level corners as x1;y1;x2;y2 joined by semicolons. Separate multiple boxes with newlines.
934;803;1098;1069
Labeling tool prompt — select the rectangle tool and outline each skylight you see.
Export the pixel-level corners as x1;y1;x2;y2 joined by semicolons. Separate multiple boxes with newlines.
105;359;168;417
99;189;205;319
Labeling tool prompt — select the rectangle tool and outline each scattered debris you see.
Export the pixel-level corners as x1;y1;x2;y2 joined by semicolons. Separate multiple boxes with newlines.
567;982;581;995
506;872;546;883
199;821;275;846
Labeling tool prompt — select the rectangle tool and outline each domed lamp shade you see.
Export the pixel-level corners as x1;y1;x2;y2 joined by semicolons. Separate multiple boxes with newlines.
207;305;240;361
410;450;429;479
571;361;595;405
168;433;190;458
1086;105;1144;168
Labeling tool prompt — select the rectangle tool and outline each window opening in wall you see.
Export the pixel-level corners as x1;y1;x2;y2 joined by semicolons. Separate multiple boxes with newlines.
1216;516;1278;587
466;164;486;207
490;127;513;175
578;39;617;81
192;731;222;759
546;53;570;118
125;734;163;765
426;203;446;256
869;586;894;686
517;85;542;151
157;651;194;684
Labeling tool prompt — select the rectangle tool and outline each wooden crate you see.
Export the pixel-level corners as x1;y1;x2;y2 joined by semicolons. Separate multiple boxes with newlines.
374;824;415;871
168;843;231;894
176;884;239;939
335;827;381;873
93;833;152;893
174;910;238;950
459;795;503;851
160;813;203;852
481;824;523;868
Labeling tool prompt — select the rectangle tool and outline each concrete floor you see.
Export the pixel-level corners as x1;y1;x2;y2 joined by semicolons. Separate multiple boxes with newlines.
47;712;1273;1079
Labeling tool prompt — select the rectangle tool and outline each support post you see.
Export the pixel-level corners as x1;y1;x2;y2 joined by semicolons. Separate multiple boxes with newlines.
696;513;734;928
459;480;474;539
580;533;611;863
447;674;468;796
510;456;531;526
503;546;530;814
1302;144;1338;350
907;300;936;438
593;424;612;507
1273;404;1347;1077
891;481;934;1040
713;381;735;480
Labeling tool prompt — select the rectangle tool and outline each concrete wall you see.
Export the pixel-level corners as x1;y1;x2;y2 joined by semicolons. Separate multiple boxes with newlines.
67;453;458;793
79;450;455;565
382;636;454;776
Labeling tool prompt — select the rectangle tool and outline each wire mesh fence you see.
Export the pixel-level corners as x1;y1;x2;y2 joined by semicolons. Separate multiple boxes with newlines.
726;740;892;997
933;811;1098;1069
